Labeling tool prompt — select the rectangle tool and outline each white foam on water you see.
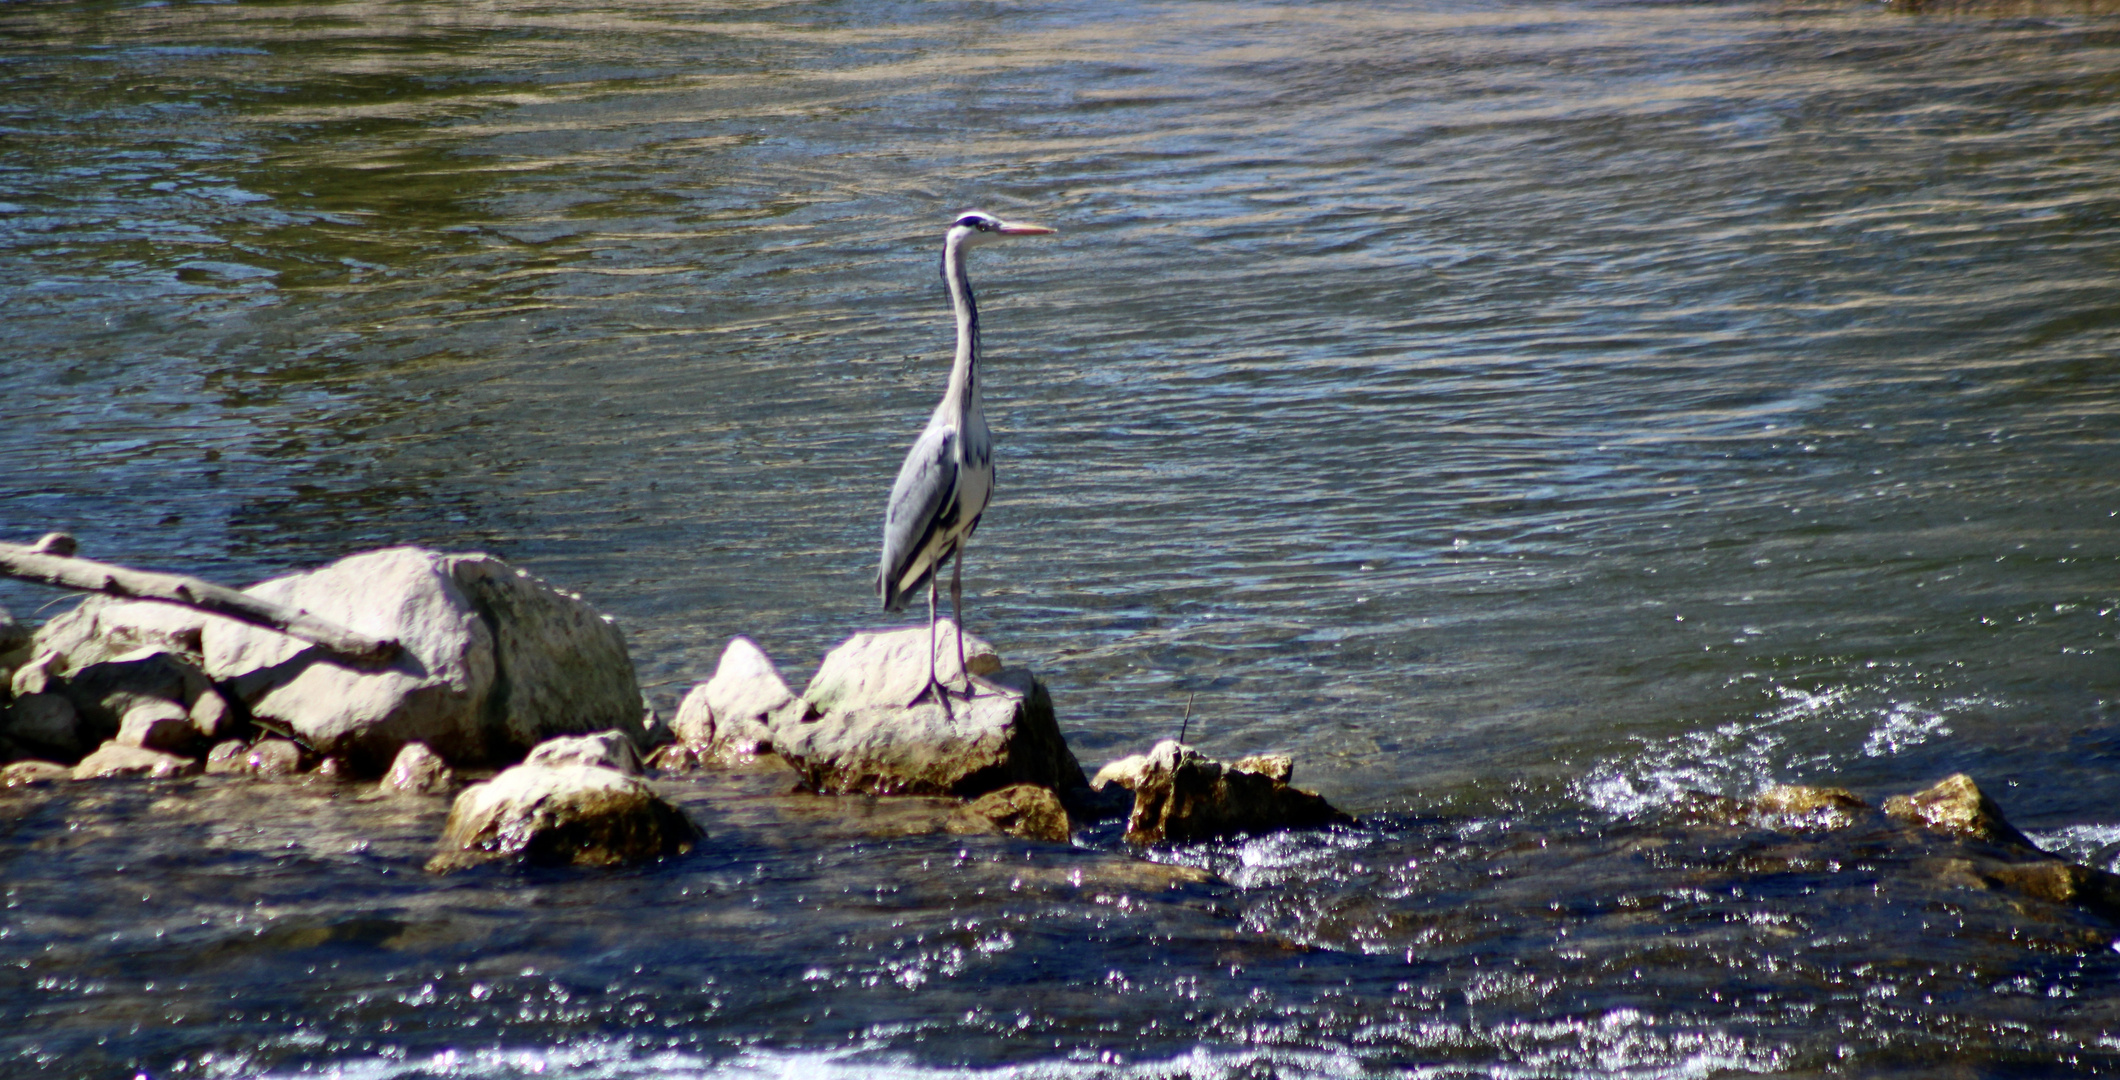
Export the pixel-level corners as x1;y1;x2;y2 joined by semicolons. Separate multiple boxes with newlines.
2026;822;2120;872
238;1034;1783;1080
1577;685;1990;818
240;1041;1364;1080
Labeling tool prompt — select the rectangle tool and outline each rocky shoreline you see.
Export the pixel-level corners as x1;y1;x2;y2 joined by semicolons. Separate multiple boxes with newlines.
2;544;2115;929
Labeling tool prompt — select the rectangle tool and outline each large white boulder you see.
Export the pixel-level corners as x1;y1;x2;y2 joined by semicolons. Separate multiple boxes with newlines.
199;547;646;771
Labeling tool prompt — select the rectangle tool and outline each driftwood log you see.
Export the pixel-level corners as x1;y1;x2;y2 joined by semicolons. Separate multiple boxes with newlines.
0;534;400;666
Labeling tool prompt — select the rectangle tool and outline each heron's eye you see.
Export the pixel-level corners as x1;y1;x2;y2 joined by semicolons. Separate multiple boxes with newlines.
976;221;991;231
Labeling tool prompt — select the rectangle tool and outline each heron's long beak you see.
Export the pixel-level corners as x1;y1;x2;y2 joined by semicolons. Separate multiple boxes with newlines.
996;221;1056;236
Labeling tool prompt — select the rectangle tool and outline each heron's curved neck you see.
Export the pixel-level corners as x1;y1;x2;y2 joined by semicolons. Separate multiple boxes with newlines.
941;234;981;413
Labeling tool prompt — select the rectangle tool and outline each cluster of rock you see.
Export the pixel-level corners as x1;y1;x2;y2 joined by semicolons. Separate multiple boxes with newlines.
0;543;1350;873
648;625;1348;846
0;546;649;782
1679;773;2120;917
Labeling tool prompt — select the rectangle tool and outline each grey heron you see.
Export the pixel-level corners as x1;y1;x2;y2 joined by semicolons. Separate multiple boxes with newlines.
877;209;1055;706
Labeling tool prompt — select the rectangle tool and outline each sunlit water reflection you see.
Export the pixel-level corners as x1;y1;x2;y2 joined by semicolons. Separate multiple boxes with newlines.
4;0;2120;1074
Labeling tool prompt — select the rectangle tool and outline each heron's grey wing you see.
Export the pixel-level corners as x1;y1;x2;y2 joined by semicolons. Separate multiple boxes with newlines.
878;425;959;610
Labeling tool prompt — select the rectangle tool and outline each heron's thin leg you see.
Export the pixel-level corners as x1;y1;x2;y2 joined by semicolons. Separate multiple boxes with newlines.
909;571;948;709
949;549;970;695
948;547;1006;699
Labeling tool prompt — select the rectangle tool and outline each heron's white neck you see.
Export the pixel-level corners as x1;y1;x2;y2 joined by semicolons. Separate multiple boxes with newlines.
941;233;981;418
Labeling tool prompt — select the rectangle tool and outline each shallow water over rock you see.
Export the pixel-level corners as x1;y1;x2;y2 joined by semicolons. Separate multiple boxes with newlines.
4;0;2120;1073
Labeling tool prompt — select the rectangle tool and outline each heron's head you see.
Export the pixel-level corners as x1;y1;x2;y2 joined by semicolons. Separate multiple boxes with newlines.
948;209;1056;248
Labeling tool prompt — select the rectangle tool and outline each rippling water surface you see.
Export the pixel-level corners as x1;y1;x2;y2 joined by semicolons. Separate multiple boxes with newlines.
4;0;2120;1074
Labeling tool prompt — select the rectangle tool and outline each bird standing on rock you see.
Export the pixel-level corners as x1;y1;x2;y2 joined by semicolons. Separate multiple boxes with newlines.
877;210;1056;707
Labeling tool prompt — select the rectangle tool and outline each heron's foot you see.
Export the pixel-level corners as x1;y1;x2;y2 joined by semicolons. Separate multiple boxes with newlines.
906;677;955;712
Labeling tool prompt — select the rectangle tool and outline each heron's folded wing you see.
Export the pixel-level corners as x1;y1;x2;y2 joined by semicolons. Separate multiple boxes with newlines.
878;425;959;606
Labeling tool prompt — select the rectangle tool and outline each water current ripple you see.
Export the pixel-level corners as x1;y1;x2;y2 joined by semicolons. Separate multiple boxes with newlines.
5;0;2120;1074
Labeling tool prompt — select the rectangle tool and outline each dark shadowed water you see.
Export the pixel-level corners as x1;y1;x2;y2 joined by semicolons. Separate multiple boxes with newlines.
4;0;2120;1074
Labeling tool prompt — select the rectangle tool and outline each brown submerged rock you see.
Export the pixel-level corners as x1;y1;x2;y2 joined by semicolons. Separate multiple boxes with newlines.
426;763;702;873
0;760;71;787
1883;773;2041;850
1094;740;1350;845
951;782;1074;843
1674;783;1872;832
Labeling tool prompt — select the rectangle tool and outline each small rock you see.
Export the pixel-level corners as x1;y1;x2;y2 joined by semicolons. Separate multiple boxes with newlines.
117;698;200;755
5;693;85;760
72;741;199;780
204;740;248;774
188;688;233;742
1883;773;2040;851
247;739;305;777
0;760;71;787
1231;753;1293;784
1670;783;1869;832
203;738;306;777
0;603;28;657
312;756;351;780
1756;784;1867;830
952;783;1073;843
426;763;702;873
645;743;705;773
1096;740;1350;845
524;729;643;775
672;637;808;760
380;742;454;796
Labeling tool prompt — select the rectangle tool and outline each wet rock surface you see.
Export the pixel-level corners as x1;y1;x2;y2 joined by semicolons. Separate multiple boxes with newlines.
426;763;702;873
951;782;1074;843
1094;739;1350;845
1883;772;2042;850
1665;774;2120;921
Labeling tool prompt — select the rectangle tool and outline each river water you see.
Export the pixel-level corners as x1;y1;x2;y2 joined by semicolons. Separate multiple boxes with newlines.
5;0;2120;1074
